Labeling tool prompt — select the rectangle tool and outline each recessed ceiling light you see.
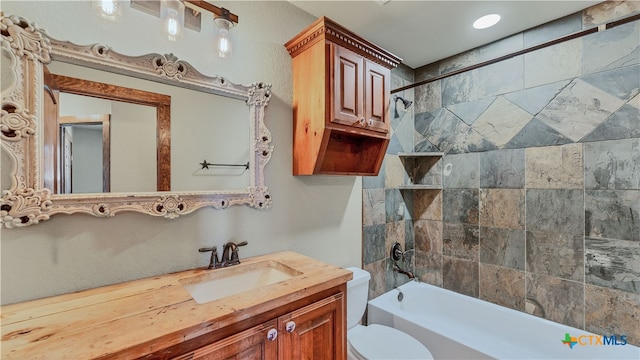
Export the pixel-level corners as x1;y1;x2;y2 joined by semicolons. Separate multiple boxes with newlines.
473;14;501;29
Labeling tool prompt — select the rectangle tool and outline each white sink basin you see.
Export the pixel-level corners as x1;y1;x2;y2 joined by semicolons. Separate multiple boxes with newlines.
180;260;302;304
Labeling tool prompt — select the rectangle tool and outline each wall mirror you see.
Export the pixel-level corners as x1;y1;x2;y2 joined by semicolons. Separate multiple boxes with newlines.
0;14;273;228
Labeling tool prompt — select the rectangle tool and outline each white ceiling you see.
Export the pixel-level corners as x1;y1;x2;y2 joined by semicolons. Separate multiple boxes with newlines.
289;1;602;69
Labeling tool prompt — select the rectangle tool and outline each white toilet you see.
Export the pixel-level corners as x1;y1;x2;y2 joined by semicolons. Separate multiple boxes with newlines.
346;267;434;360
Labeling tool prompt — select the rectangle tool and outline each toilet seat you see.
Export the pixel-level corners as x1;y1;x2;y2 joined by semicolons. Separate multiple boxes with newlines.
349;324;434;360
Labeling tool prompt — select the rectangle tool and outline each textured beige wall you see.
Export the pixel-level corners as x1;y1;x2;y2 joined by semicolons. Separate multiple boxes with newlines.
1;1;363;305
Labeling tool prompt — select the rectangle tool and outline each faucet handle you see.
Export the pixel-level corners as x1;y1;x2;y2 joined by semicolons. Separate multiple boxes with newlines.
229;241;248;264
390;242;404;261
199;246;220;269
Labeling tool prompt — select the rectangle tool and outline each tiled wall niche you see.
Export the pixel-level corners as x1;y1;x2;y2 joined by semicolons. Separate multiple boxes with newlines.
362;0;639;346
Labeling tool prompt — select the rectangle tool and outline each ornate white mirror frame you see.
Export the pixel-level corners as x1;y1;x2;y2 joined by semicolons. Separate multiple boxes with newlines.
1;14;273;228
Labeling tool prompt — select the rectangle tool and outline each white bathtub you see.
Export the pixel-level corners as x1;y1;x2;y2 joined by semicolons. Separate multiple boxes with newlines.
367;281;639;359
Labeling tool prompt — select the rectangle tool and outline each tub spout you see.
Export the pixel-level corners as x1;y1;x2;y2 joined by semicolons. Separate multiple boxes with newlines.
393;263;415;279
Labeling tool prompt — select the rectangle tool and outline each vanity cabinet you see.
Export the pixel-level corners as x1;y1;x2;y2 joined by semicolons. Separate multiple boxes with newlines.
0;252;351;360
285;17;401;176
172;293;344;360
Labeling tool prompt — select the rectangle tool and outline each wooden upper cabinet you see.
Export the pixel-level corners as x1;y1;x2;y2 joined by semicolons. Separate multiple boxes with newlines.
332;45;390;135
286;17;401;176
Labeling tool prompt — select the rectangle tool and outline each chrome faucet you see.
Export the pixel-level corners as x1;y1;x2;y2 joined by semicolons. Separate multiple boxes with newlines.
198;246;220;269
221;241;248;266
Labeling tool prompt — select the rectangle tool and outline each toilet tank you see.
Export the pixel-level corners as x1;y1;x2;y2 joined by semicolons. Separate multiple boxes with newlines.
346;267;371;330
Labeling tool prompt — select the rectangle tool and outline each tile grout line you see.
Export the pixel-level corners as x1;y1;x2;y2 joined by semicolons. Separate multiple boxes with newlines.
524;148;528;316
477;152;482;300
582;142;586;331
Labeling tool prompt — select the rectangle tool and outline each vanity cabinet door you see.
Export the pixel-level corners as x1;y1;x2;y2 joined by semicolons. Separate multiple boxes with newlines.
173;320;278;360
278;293;346;360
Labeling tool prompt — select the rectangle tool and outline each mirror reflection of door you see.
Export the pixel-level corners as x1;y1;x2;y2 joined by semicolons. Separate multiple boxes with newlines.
58;114;111;194
60;126;73;194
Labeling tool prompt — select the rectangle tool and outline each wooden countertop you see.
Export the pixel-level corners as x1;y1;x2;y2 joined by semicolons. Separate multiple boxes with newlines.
1;251;353;359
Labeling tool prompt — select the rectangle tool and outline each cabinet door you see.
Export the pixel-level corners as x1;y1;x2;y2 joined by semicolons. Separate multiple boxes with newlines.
364;60;390;134
173;320;278;360
278;294;345;360
332;45;364;128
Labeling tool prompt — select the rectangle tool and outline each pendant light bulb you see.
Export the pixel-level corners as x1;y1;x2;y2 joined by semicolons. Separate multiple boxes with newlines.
214;17;233;58
93;0;123;22
160;0;185;41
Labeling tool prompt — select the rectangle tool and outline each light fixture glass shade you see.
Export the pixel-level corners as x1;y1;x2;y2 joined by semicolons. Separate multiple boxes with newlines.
93;0;123;22
160;0;185;41
214;17;233;58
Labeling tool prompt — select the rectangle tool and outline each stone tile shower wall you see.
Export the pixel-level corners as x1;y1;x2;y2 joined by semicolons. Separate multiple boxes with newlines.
362;1;639;346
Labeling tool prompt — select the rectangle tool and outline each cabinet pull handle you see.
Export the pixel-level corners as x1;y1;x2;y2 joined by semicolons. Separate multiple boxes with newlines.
285;321;296;333
368;118;373;127
267;328;278;341
359;117;366;127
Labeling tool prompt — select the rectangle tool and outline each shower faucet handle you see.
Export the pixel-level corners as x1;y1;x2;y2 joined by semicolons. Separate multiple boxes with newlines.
390;242;404;261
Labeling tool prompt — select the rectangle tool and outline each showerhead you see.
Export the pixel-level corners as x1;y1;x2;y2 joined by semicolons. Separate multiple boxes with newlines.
393;95;413;118
394;95;413;109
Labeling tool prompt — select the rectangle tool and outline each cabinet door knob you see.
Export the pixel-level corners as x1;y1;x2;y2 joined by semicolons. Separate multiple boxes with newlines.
359;117;366;127
267;328;278;341
368;118;373;127
285;321;296;333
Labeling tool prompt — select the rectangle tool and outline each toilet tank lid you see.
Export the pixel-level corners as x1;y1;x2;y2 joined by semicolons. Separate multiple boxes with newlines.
346;267;371;286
